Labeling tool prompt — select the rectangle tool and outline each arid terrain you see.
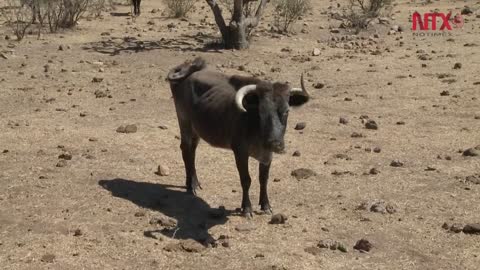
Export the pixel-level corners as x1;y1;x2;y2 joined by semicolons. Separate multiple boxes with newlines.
1;1;479;269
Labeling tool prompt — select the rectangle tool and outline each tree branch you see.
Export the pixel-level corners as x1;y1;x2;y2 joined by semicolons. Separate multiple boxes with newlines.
244;0;267;27
205;0;228;40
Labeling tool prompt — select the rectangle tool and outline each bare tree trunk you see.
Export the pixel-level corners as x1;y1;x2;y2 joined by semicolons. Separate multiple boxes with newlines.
205;0;267;50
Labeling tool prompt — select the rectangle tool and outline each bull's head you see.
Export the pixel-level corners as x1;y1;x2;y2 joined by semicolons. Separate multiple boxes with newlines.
235;74;310;154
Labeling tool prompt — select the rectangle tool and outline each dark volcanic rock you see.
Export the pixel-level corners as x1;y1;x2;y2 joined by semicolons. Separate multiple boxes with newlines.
463;224;480;235
353;238;373;252
365;120;378;130
270;213;288;224
463;146;480;157
294;122;307;130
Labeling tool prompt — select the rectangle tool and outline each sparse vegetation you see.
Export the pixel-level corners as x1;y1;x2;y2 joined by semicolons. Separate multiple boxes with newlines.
1;0;34;40
340;0;394;32
273;0;311;32
1;0;115;38
163;0;195;18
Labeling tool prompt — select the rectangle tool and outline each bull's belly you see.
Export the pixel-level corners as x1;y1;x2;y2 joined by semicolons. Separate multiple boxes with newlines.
191;122;232;149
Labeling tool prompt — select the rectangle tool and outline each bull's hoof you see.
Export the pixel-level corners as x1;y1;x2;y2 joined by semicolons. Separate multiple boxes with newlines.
261;208;273;215
186;178;202;196
260;203;273;215
186;188;197;196
242;207;254;219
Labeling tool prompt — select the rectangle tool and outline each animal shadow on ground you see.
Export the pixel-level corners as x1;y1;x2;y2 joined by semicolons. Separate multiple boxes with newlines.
110;12;131;17
83;34;223;56
98;178;230;244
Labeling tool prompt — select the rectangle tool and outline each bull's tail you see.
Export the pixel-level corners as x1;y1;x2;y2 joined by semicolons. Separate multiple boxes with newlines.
167;57;206;82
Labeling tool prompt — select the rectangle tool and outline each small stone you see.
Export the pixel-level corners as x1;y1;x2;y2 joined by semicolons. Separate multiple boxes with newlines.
369;168;380;175
370;202;386;213
116;125;126;133
58;45;64;51
463;146;480;157
92;77;103;83
312;48;321;56
41;254;55;263
453;63;462;69
353;239;373;252
124;124;137;133
73;229;83;236
373;147;381;153
336;242;348;253
270;213;288;224
58;152;72;160
163;243;183;252
149;216;177;228
294;122;306;130
465;174;480;185
463;224;480;234
235;223;256;232
56;160;67;167
442;222;450;230
390;160;404;167
94;90;107;98
396;121;405;125
317;239;335;249
292;150;301;157
134;211;146;217
180;239;205;253
351;132;364;138
365;120;378;130
450;223;464;233
440;90;450;96
291;168;316;180
339;117;348;124
314;82;325;89
155;164;170;176
461;7;473;15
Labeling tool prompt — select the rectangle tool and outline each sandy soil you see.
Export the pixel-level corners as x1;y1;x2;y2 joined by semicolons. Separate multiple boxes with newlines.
0;1;479;269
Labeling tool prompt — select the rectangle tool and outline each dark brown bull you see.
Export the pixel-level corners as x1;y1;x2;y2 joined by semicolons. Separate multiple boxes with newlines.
167;57;309;218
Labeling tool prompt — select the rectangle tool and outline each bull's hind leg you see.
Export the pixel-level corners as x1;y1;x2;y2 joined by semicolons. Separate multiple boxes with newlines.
259;162;273;214
179;123;202;195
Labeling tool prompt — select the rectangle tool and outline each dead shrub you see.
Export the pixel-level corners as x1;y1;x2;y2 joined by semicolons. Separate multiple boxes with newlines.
163;0;195;18
1;0;34;40
273;0;311;33
340;0;394;32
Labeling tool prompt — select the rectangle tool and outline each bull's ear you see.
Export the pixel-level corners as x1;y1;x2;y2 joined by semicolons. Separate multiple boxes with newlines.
289;91;309;107
243;93;259;111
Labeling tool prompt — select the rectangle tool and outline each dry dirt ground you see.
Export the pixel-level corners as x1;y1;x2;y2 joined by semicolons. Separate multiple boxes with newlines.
1;1;479;269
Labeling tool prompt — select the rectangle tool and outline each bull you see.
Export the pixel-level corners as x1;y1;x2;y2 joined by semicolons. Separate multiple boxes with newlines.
166;57;309;218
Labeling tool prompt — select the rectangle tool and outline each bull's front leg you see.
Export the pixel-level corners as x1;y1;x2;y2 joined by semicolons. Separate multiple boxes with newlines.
233;147;253;218
259;162;273;214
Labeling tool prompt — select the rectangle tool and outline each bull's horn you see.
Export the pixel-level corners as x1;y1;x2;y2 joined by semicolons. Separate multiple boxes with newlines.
290;73;309;96
235;84;257;112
